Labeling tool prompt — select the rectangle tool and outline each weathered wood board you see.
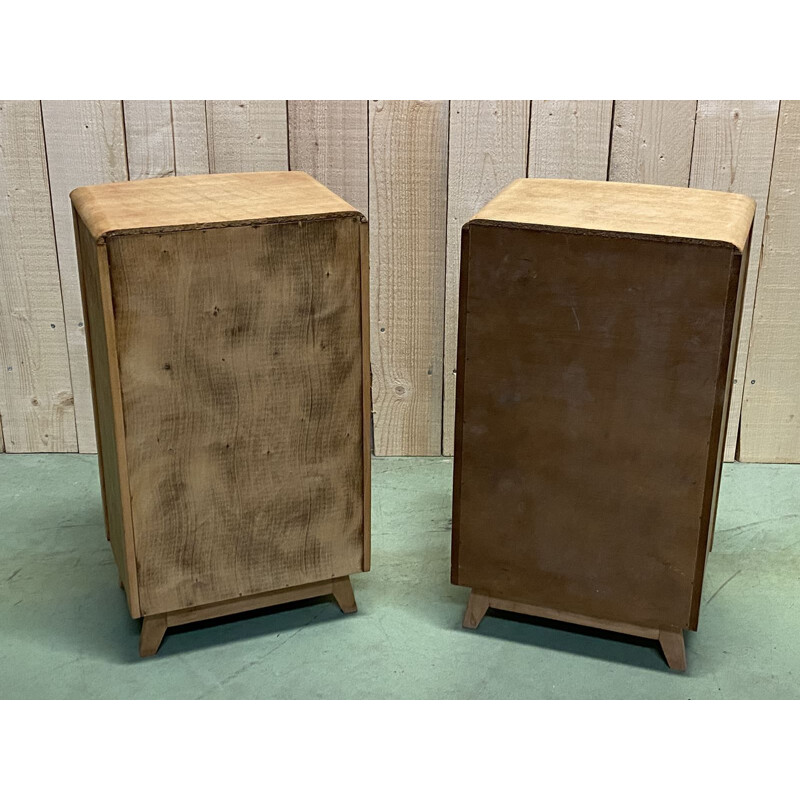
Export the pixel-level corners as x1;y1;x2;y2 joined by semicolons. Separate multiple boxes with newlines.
740;101;800;462
368;100;449;455
0;101;77;452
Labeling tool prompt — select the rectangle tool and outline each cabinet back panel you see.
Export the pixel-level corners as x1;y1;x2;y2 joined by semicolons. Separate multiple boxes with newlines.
452;224;739;630
108;218;365;615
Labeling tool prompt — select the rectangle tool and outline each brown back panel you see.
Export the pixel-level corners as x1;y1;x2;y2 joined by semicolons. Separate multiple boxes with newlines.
452;223;741;631
108;217;365;615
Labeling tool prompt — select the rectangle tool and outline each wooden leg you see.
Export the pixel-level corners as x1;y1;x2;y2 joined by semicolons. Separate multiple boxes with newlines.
331;576;357;614
139;613;168;658
658;629;687;671
462;591;490;629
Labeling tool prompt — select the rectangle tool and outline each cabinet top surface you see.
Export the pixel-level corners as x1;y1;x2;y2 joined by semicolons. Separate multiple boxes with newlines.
71;171;361;241
471;179;755;251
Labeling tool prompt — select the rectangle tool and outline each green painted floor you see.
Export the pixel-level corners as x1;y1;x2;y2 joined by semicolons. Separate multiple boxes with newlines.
1;454;798;699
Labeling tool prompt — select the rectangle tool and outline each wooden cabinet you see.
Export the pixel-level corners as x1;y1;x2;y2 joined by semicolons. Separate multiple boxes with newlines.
452;179;755;670
72;172;370;656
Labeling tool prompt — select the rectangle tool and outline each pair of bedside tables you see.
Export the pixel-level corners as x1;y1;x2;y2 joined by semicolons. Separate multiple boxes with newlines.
72;172;754;669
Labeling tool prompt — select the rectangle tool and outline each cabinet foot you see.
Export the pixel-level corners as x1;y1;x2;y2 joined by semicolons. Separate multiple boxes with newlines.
331;576;357;614
658;629;687;671
139;613;168;657
462;591;490;629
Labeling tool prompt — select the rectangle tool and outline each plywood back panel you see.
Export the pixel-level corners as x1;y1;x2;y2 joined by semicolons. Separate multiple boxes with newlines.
453;223;741;628
368;100;449;455
107;218;366;614
0;101;77;452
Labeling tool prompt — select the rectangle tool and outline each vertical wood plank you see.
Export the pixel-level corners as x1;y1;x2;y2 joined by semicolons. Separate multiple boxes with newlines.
206;100;288;173
41;100;129;452
369;100;449;455
609;101;697;186
740;101;800;462
442;100;530;455
122;100;175;180
171;100;210;176
690;101;780;461
528;100;612;180
287;100;368;214
0;101;77;452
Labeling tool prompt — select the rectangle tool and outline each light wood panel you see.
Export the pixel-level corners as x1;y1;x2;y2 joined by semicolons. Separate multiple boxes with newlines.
690;101;779;461
442;101;530;455
609;101;697;186
206;100;288;173
0;101;77;452
528;100;613;180
288;101;368;215
171;100;210;176
122;100;175;180
41;100;128;452
740;101;800;462
108;218;365;615
369;100;449;455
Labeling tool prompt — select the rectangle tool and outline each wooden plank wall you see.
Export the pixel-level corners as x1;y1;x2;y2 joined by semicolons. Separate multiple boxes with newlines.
0;100;794;460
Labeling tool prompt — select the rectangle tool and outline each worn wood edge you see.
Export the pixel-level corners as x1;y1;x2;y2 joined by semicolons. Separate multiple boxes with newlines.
689;245;748;624
471;178;756;252
467;218;748;252
69;171;360;242
450;226;471;586
85;211;366;245
94;232;141;618
73;209;110;543
360;221;372;573
162;577;353;627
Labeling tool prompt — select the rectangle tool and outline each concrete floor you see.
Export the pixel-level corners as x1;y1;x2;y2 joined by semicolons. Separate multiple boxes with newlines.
0;454;798;699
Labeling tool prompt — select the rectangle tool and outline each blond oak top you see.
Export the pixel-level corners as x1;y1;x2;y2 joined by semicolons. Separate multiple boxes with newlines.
71;171;362;242
471;178;756;251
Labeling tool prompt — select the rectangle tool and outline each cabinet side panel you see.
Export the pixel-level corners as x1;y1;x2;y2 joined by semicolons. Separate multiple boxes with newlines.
73;212;139;616
454;225;736;630
109;218;365;615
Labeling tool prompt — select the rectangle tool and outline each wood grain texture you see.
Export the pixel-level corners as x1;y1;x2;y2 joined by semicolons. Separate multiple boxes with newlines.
690;101;779;461
170;101;210;176
74;212;140;615
442;101;529;455
207;100;288;173
0;101;77;452
740;101;800;462
474;178;755;251
71;171;358;242
369;100;449;455
609;101;697;186
528;100;612;180
41;100;128;452
453;183;749;632
122;100;175;180
288;101;368;214
107;218;366;615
